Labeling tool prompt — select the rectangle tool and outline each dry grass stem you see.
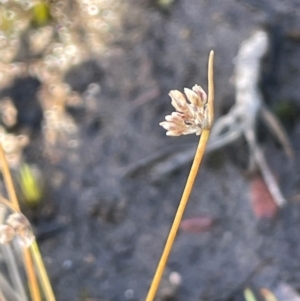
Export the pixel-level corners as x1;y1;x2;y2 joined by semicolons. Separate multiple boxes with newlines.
0;144;40;301
0;196;19;212
0;272;23;301
31;241;57;301
24;249;41;301
145;50;214;301
0;143;56;301
0;243;27;301
0;144;20;211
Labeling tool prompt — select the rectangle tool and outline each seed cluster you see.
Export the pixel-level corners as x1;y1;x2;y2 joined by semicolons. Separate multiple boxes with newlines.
160;85;208;136
0;212;35;247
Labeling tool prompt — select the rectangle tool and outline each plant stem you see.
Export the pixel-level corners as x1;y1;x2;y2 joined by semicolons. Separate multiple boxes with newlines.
145;51;214;301
145;130;210;301
1;244;28;301
0;145;20;211
31;241;57;301
24;249;41;301
0;195;19;212
0;144;42;301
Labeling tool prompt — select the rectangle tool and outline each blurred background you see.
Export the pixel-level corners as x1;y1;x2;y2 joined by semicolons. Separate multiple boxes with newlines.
1;0;300;300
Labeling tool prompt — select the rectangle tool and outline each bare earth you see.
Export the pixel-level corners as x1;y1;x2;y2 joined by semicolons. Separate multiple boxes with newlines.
11;1;300;300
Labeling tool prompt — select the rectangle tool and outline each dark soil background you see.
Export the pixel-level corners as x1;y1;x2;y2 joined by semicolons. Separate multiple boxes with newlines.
2;0;300;300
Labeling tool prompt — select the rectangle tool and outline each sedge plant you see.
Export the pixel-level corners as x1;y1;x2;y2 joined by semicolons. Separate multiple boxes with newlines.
145;50;214;301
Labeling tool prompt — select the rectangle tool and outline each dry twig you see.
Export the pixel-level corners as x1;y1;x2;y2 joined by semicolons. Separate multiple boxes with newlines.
208;30;291;207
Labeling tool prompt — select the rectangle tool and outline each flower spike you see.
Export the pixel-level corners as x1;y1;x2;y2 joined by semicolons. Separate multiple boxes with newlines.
146;51;215;301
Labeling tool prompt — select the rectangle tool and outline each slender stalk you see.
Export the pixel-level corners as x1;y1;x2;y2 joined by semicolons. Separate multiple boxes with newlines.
0;272;23;301
1;244;28;301
145;130;210;301
206;51;214;129
0;197;56;300
0;195;19;212
145;51;214;301
31;241;56;301
0;143;41;301
0;145;20;211
0;199;56;299
24;249;41;301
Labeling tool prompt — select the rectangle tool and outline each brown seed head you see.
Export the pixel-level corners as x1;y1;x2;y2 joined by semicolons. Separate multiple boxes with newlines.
4;212;35;247
160;85;207;136
0;224;15;244
6;212;30;231
17;228;35;247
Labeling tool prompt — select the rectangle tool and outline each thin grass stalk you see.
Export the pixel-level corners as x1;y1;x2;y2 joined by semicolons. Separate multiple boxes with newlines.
0;144;41;301
145;131;210;301
145;51;214;301
0;145;20;211
24;249;41;301
1;244;28;301
0;273;23;301
31;241;56;301
0;196;23;298
0;196;19;212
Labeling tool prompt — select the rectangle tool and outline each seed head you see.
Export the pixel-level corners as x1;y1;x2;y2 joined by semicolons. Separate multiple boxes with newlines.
0;213;35;247
160;85;208;136
6;212;30;232
0;224;15;244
